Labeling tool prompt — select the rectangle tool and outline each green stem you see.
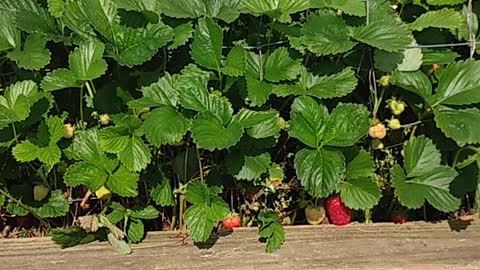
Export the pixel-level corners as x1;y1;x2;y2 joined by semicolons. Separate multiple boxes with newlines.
230;188;234;212
84;81;94;99
179;194;185;231
79;87;85;129
196;146;204;183
0;188;49;229
162;48;168;74
218;70;223;92
11;123;19;144
453;146;479;168
372;88;385;119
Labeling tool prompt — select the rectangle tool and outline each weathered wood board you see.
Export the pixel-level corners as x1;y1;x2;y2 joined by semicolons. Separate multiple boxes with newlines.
0;221;479;270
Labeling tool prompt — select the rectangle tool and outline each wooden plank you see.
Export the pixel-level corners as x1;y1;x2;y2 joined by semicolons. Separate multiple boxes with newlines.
0;221;479;270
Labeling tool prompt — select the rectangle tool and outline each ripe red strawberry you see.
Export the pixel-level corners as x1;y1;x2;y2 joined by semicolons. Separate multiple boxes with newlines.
222;213;241;230
390;214;408;224
325;195;351;226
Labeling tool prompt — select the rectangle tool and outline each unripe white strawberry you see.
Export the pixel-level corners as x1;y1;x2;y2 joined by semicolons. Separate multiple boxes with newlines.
368;123;387;139
63;123;75;139
33;184;49;201
99;114;110;126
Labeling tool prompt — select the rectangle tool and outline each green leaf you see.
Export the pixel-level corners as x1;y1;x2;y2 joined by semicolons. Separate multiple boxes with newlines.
264;47;301;82
222;45;246;77
66;129;105;163
191;17;223;70
227;152;271;180
135;73;177;108
191;112;243;151
41;69;81;91
7;34;50;70
51;227;97;248
247;116;281;139
434;106;480;146
431;59;480;106
246;76;273;107
185;181;229;242
36;143;62;166
177;75;233;124
127;218;144;243
322;0;366;17
294;148;345;198
0;11;21;50
185;181;210;204
397;40;423;71
31;190;69;218
12;140;39;163
150;175;174;207
403;136;442;177
6;0;59;37
46;116;64;143
64;161;108;191
323;103;370;147
79;0;118;41
241;0;309;22
99;127;131;154
374;49;404;72
47;0;65;18
391;70;432;101
112;0;156;11
114;23;174;67
426;0;465;6
69;40;108;81
128;206;159;220
106;165;139;197
258;210;285;253
301;10;356;56
233;109;278;128
0;82;33;123
168;22;194;50
345;150;374;180
184;203;216;243
421;49;459;65
157;0;241;23
61;0;96;40
107;233;132;255
339;177;381;210
409;8;463;31
288;96;328;148
233;109;281;139
143;106;190;147
351;9;412;52
307;68;358;99
391;164;460;212
118;136;152;172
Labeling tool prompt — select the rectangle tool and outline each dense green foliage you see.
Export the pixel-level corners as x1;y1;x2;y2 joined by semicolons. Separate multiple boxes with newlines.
0;0;479;253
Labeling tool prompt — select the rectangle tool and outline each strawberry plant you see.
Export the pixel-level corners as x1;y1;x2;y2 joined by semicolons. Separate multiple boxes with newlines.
0;0;479;254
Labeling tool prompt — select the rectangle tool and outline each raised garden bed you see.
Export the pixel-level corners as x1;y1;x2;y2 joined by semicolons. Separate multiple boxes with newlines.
1;221;479;270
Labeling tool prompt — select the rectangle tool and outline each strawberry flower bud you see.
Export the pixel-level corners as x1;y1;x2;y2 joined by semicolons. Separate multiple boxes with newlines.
387;118;401;130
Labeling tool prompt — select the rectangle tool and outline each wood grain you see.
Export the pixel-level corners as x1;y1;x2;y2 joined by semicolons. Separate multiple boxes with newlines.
0;221;479;270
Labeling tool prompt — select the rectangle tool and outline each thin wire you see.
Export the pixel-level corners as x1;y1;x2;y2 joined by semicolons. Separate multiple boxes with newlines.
221;40;288;50
406;42;475;49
